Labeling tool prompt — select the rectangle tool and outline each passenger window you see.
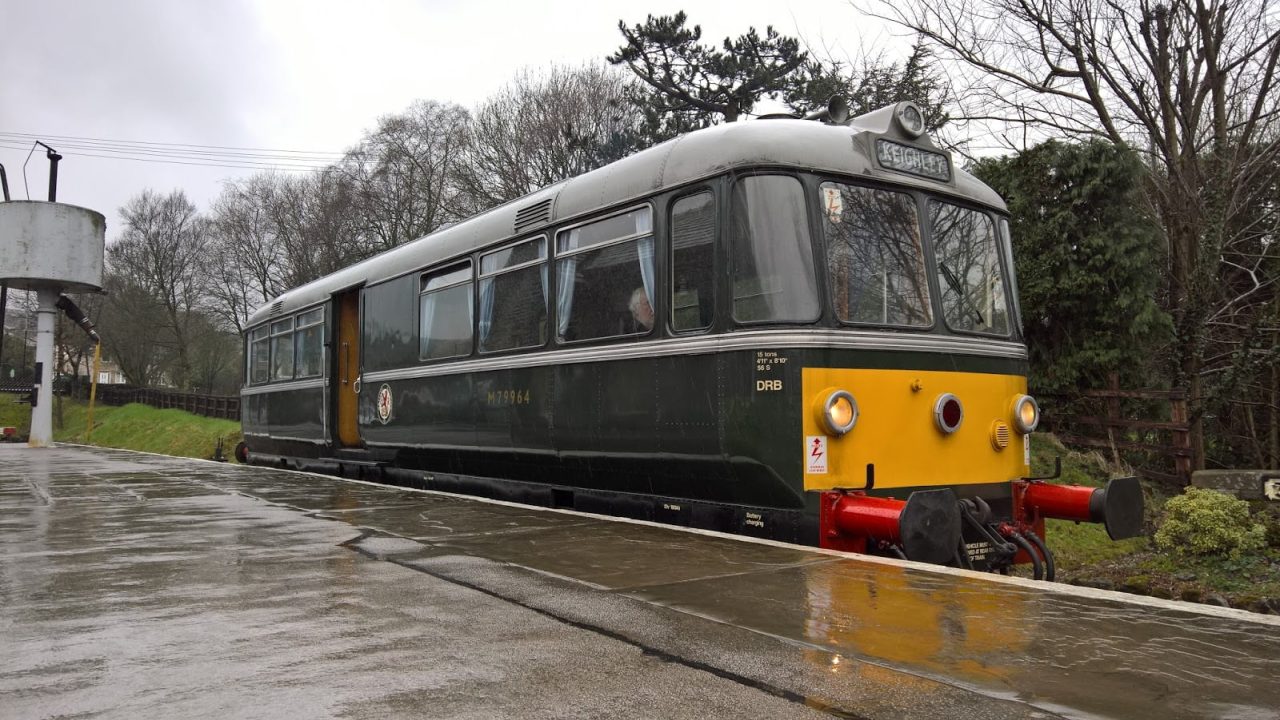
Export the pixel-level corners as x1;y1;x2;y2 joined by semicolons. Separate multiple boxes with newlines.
998;218;1023;330
249;326;270;385
419;261;474;360
670;192;715;332
555;206;654;342
269;318;294;381
930;201;1011;335
293;308;325;378
730;176;819;323
820;183;931;327
479;237;547;353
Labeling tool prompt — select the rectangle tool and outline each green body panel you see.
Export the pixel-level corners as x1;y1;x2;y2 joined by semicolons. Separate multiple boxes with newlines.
243;384;325;441
352;347;1026;510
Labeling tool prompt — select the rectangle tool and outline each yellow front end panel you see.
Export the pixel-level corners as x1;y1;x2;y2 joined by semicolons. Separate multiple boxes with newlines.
802;367;1029;491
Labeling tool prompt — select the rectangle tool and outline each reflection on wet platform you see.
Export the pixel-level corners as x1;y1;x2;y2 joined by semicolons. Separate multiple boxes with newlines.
3;444;1278;719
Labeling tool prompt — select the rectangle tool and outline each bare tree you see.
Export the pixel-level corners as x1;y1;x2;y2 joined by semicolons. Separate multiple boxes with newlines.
187;312;241;394
98;271;168;386
868;0;1280;469
207;173;292;333
265;171;364;287
457;64;641;210
108;189;211;389
341;100;471;251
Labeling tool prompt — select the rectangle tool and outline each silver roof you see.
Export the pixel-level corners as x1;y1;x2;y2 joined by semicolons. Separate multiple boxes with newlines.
247;110;1006;327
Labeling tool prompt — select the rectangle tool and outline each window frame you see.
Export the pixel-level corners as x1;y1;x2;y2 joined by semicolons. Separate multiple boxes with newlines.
997;216;1024;333
668;188;717;335
417;259;475;362
926;197;1015;338
292;306;326;379
816;179;937;332
554;204;654;260
553;202;657;345
480;234;547;277
247;325;270;386
728;172;822;326
477;234;549;355
269;317;296;382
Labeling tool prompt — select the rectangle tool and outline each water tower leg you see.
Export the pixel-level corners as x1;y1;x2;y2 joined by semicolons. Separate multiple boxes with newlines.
29;288;57;448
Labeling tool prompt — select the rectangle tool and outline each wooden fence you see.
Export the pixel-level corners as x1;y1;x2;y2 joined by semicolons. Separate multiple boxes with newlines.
1044;374;1192;485
94;386;241;421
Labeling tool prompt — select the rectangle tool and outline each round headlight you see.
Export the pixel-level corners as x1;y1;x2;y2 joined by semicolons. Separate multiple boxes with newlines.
1013;395;1040;433
934;393;964;434
821;390;859;436
895;102;926;137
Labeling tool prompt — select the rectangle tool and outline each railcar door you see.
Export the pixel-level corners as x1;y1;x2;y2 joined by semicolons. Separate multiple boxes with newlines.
334;289;362;447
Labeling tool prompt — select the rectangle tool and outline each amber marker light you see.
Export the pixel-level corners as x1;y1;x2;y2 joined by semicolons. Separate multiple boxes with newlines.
934;393;964;434
820;390;859;436
1012;395;1040;434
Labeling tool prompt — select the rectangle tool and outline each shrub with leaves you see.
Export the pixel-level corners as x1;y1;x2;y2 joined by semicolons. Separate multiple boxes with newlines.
1154;488;1266;558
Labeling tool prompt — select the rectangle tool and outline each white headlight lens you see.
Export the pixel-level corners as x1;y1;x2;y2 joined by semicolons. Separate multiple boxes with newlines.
823;390;858;436
1013;395;1040;433
896;102;926;137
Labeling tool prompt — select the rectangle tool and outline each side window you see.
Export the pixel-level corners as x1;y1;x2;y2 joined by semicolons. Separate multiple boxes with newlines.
930;201;1011;336
293;308;325;378
269;318;294;381
670;192;715;332
555;206;654;342
730;176;819;323
998;217;1023;331
249;326;270;385
479;237;547;353
419;261;474;360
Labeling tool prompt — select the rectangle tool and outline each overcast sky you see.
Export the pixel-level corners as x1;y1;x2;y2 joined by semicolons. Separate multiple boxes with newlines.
0;0;915;237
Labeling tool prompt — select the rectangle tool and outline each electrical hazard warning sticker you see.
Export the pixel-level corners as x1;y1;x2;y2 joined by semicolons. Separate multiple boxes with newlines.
805;435;828;474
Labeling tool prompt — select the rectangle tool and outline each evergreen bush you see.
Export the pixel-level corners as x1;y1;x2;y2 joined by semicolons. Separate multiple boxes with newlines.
1154;487;1266;557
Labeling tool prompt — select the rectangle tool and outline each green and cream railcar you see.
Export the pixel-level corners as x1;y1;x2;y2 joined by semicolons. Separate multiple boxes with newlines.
240;103;1141;573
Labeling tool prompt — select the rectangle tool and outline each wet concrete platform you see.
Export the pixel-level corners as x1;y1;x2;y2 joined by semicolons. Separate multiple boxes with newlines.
2;445;1278;719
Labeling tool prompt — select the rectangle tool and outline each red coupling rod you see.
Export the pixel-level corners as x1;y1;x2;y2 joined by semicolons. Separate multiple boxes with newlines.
1021;482;1097;523
829;494;909;542
1018;477;1144;540
820;489;960;563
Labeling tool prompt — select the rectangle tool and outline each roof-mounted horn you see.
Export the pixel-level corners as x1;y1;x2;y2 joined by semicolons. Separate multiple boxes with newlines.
803;96;850;125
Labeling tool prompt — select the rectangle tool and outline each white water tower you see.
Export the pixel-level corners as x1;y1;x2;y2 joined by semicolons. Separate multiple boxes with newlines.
0;199;106;446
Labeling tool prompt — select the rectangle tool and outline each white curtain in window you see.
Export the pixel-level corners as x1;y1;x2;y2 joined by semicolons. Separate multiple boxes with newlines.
478;279;495;345
556;229;579;336
636;211;654;306
419;293;436;356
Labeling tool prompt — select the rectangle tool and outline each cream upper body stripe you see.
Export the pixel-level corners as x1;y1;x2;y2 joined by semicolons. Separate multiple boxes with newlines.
357;330;1026;385
242;378;326;396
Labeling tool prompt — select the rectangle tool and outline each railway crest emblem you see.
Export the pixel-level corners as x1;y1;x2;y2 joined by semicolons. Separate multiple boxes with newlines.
376;384;393;424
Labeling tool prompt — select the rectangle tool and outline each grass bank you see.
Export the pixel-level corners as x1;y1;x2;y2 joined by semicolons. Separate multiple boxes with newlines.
1;393;240;461
1031;433;1280;610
